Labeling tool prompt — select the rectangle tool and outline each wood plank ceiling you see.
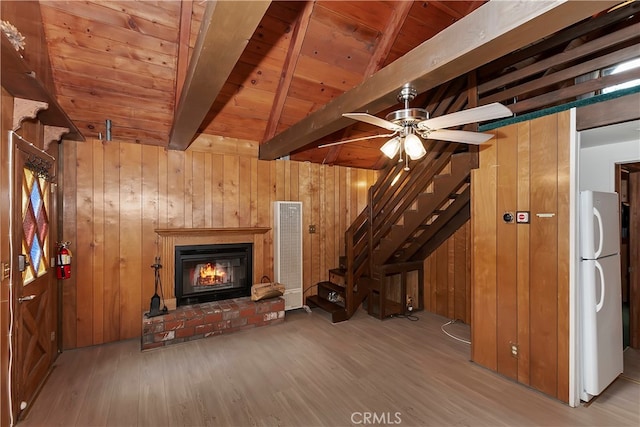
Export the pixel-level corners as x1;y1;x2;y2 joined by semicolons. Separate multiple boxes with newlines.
37;0;484;169
36;1;638;169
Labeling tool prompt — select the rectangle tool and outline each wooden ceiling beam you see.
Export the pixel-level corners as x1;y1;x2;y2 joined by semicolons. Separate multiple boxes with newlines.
174;0;193;109
168;0;271;150
429;1;467;20
263;0;315;142
259;0;617;161
364;0;413;78
327;0;413;166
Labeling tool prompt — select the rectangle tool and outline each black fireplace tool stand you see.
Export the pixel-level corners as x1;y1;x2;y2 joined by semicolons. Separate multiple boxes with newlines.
145;257;168;318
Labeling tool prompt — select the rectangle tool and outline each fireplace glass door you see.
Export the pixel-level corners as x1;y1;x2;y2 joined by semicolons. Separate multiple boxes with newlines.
175;243;252;306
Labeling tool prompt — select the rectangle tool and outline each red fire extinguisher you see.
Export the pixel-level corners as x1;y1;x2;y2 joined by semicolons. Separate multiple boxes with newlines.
56;242;72;280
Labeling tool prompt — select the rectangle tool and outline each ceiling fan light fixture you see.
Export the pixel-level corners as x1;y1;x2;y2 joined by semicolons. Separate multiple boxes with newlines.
404;133;426;160
380;136;401;158
339;86;513;162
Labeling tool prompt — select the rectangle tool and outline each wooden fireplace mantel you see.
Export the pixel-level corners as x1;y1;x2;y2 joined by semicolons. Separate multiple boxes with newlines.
154;227;271;310
155;227;270;236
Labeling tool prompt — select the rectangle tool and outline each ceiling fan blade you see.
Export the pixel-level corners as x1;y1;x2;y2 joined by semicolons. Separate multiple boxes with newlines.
318;133;397;148
427;129;495;145
343;113;403;132
417;103;512;131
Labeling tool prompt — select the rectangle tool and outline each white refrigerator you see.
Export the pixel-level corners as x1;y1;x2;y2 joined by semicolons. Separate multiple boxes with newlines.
579;190;623;401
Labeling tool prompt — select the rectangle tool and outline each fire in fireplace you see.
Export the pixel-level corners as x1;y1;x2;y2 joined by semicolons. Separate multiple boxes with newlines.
175;243;253;306
195;262;228;286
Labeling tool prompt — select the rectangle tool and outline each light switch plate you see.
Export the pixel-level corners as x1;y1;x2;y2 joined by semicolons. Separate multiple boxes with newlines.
1;262;9;280
516;211;530;223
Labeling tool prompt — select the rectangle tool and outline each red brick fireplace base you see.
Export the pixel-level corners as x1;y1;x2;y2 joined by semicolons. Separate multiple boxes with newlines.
141;297;285;350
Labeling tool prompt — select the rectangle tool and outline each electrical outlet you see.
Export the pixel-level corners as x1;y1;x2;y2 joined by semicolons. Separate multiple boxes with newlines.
50;331;55;341
510;342;519;358
308;224;316;234
406;296;413;312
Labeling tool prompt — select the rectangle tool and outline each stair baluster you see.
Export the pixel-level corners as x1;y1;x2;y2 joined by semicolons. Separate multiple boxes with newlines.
306;143;477;322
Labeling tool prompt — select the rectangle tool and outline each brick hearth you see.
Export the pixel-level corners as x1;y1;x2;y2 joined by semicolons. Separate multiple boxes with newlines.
141;297;285;350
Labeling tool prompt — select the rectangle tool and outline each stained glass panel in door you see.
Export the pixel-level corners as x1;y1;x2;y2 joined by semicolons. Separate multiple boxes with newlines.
21;167;49;285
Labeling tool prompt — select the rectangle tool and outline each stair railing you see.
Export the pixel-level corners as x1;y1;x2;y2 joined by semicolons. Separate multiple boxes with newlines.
342;141;461;317
370;142;458;256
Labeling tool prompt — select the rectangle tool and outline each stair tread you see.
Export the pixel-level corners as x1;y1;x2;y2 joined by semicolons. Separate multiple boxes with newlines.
306;295;348;323
317;280;346;294
328;268;346;276
376;159;471;263
306;294;342;310
306;295;346;313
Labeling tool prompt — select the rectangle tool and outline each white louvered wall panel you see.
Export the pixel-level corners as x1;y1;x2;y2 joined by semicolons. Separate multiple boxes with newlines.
274;201;303;310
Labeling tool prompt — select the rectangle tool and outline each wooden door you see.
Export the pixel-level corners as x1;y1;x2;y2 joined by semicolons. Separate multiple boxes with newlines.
12;138;57;418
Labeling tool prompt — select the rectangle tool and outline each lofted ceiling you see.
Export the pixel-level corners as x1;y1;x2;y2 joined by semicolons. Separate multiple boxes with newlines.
24;1;640;169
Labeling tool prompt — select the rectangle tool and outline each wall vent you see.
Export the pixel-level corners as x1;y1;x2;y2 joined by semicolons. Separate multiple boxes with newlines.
274;201;303;310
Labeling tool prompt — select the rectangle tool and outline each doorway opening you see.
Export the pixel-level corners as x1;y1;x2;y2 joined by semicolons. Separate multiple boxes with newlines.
617;162;639;349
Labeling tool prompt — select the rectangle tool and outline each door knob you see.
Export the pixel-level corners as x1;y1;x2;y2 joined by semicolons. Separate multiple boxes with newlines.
18;295;36;303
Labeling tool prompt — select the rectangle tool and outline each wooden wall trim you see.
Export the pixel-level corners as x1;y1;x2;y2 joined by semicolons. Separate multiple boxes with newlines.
12;98;47;131
1;86;13;427
516;120;531;386
155;227;270;236
576;92;640;131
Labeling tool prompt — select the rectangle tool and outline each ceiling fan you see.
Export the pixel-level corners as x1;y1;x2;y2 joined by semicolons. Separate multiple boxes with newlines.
320;84;512;169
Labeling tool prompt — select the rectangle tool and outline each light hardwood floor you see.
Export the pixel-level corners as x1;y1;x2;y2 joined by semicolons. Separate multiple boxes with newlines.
19;308;640;427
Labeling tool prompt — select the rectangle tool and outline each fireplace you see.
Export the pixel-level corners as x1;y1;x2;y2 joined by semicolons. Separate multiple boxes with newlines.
175;243;253;306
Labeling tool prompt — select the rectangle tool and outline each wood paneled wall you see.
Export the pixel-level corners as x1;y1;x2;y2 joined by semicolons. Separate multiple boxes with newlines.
61;138;377;349
471;111;571;403
423;221;471;324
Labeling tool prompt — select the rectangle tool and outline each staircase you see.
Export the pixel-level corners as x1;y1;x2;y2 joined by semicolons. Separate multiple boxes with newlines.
306;140;476;322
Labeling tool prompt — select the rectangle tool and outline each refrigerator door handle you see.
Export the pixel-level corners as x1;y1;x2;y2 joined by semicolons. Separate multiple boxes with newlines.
593;207;604;258
595;260;605;312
